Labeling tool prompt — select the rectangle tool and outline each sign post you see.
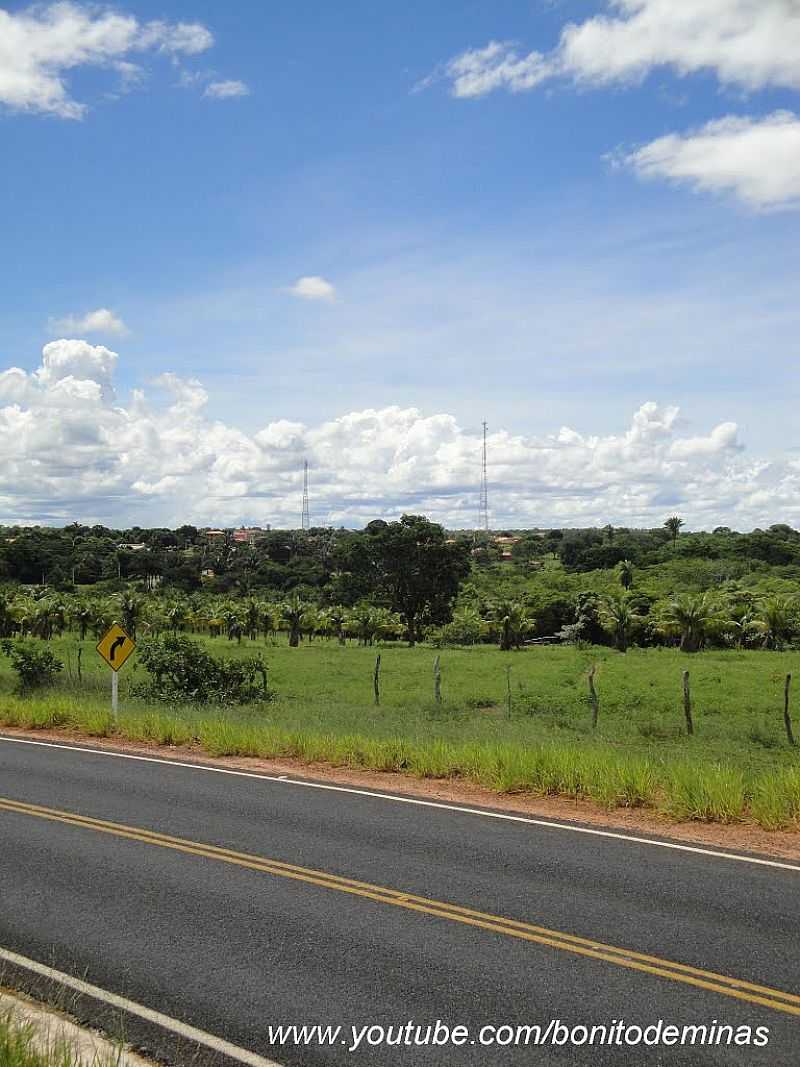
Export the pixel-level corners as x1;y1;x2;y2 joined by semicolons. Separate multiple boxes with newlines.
96;624;136;720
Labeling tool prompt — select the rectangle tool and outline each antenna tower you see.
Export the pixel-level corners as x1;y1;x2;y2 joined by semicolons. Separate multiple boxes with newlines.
301;459;310;531
479;420;489;534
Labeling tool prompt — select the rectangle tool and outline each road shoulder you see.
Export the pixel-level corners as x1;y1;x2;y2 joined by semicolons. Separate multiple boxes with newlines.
1;725;799;863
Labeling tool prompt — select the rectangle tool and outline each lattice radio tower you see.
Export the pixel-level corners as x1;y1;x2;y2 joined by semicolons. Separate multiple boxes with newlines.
479;420;489;534
301;459;310;531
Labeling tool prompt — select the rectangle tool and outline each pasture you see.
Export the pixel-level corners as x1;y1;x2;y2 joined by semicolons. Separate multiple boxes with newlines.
2;635;800;829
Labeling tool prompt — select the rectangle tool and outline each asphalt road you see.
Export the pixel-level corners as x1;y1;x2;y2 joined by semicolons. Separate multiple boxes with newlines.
1;736;798;1066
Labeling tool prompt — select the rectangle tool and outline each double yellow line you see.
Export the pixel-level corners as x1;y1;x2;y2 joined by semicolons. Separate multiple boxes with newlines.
2;795;799;1018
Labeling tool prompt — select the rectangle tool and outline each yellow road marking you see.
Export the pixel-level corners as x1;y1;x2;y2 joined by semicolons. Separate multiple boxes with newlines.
2;796;799;1018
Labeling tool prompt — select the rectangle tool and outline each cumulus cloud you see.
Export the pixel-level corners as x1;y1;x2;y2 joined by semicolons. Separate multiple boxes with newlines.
429;1;800;98
50;308;129;337
287;276;336;302
1;342;799;529
0;2;214;118
556;0;800;92
620;111;800;210
204;79;250;99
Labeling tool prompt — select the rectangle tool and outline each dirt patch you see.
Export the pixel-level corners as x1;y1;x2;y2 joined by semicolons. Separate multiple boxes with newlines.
2;725;799;863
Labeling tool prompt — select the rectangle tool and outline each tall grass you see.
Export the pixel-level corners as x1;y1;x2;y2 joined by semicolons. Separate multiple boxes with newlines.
2;698;797;830
0;1006;122;1067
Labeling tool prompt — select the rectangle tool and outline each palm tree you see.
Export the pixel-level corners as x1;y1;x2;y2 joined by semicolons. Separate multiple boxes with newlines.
372;607;404;643
327;605;348;646
281;594;306;647
617;559;634;590
664;516;684;547
347;603;378;646
114;591;143;639
164;601;188;635
657;593;729;653
244;599;263;641
598;595;640;653
752;596;798;650
489;598;531;651
728;609;758;649
69;600;94;641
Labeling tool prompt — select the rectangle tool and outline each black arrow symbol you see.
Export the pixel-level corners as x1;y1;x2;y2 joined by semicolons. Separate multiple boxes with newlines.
109;636;126;662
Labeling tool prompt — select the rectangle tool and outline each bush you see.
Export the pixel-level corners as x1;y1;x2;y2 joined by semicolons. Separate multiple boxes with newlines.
133;635;272;705
0;639;64;691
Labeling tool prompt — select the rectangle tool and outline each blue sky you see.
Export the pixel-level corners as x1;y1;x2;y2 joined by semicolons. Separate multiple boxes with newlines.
1;1;799;529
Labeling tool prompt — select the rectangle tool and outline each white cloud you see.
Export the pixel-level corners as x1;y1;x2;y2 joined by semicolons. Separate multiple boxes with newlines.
0;2;214;119
620;111;800;209
1;342;799;530
51;308;129;337
432;1;800;98
557;0;800;92
287;276;337;302
669;421;742;459
204;79;250;99
434;40;553;99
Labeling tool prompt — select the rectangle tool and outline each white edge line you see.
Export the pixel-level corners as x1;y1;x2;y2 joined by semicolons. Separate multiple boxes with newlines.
1;734;799;874
0;946;281;1067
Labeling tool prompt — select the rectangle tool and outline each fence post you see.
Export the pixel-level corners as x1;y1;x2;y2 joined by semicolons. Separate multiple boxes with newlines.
588;665;599;729
433;655;442;705
682;670;694;736
784;673;795;746
77;645;83;684
373;654;381;706
506;665;512;717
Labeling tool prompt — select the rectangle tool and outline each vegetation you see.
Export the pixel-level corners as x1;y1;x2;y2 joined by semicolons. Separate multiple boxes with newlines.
2;515;800;832
133;635;270;705
0;1005;122;1067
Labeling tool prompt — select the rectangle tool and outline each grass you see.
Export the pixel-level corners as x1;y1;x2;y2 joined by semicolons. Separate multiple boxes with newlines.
1;636;800;830
0;1005;122;1067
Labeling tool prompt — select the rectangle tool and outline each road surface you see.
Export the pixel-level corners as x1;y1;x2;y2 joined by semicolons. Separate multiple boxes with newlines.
0;735;798;1065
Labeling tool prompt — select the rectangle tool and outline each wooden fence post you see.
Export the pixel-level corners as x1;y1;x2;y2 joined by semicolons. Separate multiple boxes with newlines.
682;670;694;736
433;655;442;705
784;673;795;746
506;665;512;717
373;654;381;707
77;645;82;684
588;665;599;729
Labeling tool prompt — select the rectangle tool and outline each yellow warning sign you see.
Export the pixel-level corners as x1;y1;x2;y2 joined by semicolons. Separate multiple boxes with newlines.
96;624;136;672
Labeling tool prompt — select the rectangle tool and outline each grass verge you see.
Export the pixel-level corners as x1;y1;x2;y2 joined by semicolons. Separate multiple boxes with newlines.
0;1004;121;1067
2;698;799;832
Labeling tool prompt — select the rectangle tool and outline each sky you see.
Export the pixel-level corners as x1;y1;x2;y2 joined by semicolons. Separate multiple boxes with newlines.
1;0;799;531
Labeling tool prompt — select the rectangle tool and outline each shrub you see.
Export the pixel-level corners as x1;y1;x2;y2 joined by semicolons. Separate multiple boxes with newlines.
0;639;64;692
133;635;272;705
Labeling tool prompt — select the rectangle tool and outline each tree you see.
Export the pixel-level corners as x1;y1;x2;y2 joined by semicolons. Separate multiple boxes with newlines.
598;595;641;653
752;596;798;650
281;594;306;647
572;592;606;646
367;516;470;645
115;591;143;639
489;598;531;651
664;516;684;547
617;559;634;590
657;593;729;653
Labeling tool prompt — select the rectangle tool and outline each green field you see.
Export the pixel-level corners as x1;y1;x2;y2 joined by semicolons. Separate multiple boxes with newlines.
2;635;800;830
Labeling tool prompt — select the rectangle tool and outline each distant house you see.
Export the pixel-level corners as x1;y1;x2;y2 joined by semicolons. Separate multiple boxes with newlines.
232;527;268;545
117;543;147;551
493;534;521;561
